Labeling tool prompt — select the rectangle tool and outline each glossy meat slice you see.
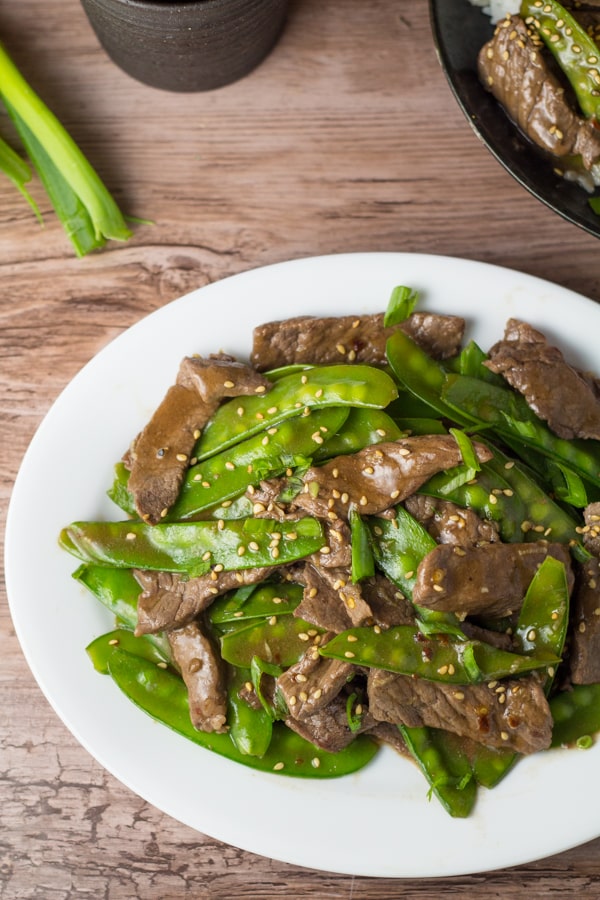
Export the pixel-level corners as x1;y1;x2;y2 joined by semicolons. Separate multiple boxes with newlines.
368;669;552;754
126;355;271;524
291;562;373;632
404;494;500;547
413;541;573;617
569;557;600;685
485;319;600;440
293;436;492;521
133;566;271;634
277;644;355;721
250;311;465;370
478;15;600;169
167;621;228;733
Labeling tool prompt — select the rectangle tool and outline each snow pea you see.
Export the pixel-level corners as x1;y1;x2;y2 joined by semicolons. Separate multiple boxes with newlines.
194;365;398;461
220;613;326;669
319;624;559;683
87;627;170;673
368;507;466;637
385;330;473;424
550;684;600;748
60;516;324;577
207;582;303;625
442;374;600;490
399;725;476;819
169;407;349;520
106;648;379;777
312;407;403;461
350;509;375;583
227;665;273;757
520;0;600;120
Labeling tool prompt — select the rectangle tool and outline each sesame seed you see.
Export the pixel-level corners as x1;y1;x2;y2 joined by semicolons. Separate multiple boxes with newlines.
108;638;120;646
347;634;358;642
344;651;356;659
500;732;509;741
267;406;278;415
237;545;246;556
255;385;267;393
225;461;235;470
336;343;346;355
311;757;321;768
527;629;537;642
126;532;137;541
237;407;244;416
160;508;168;518
437;665;449;675
223;380;235;388
273;762;285;771
288;696;297;706
299;691;308;701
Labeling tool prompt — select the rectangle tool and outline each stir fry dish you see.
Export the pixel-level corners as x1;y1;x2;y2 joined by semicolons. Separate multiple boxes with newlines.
59;286;600;818
475;0;600;202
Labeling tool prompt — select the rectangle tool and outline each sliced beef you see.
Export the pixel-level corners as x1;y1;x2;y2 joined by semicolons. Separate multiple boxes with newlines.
459;620;515;652
413;541;573;618
478;15;600;170
583;502;600;557
360;574;415;629
134;566;271;634
167;621;228;733
311;519;352;569
293;436;492;521
367;668;552;754
277;641;356;720
284;691;375;753
365;721;410;757
292;562;373;632
569;557;600;684
126;355;271;524
404;494;500;547
250;312;465;371
484;319;600;441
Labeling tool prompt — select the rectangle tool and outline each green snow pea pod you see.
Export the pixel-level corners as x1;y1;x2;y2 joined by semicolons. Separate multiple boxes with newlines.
227;665;273;757
87;627;170;674
368;507;466;638
319;625;559;683
399;725;476;818
107;648;379;777
220;614;326;669
442;374;600;490
208;582;303;625
350;509;375;583
169;407;349;520
550;684;600;748
520;0;600;120
312;407;403;461
60;516;324;577
385;330;474;425
194;365;398;461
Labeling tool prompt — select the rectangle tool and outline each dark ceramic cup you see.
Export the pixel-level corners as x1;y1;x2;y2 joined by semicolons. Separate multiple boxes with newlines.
80;0;289;92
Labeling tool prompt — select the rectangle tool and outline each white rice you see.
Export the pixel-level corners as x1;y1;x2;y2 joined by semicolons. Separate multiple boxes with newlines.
468;0;520;22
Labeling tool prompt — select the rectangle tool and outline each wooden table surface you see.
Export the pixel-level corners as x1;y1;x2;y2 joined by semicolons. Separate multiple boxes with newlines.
3;1;600;896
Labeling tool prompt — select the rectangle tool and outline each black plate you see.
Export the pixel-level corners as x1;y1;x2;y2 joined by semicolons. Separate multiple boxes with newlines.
429;0;600;237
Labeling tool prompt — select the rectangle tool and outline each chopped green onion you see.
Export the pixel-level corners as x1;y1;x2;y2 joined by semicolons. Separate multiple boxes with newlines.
384;285;419;327
0;133;42;221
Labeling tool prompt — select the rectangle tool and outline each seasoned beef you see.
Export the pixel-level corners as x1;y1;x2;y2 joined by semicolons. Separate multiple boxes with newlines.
250;312;465;371
311;519;352;569
478;15;600;169
293;436;492;521
485;319;600;440
365;721;410;757
277;641;355;720
569;557;600;684
134;566;271;634
459;621;515;652
360;574;415;629
404;494;500;547
292;563;373;632
413;541;573;618
126;355;271;524
284;691;375;753
167;621;228;733
583;502;600;557
367;669;552;754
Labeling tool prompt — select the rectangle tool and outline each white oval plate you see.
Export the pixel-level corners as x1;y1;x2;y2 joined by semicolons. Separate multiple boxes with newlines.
6;253;600;878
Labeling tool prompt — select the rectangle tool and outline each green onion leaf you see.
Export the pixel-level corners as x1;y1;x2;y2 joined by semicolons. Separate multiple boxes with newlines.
384;285;419;327
0;132;42;221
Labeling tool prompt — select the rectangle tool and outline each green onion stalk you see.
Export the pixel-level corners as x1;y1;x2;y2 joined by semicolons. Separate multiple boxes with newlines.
0;41;132;256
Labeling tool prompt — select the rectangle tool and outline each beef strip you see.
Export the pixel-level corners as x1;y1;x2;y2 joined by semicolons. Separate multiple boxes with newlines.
583;502;600;557
404;494;500;547
284;690;376;753
569;557;600;684
277;639;356;720
126;355;271;524
484;319;600;441
167;621;228;733
360;574;415;629
311;519;352;569
413;541;573;618
250;312;465;371
292;562;373;632
478;15;600;170
134;566;271;634
293;436;492;521
367;668;552;754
